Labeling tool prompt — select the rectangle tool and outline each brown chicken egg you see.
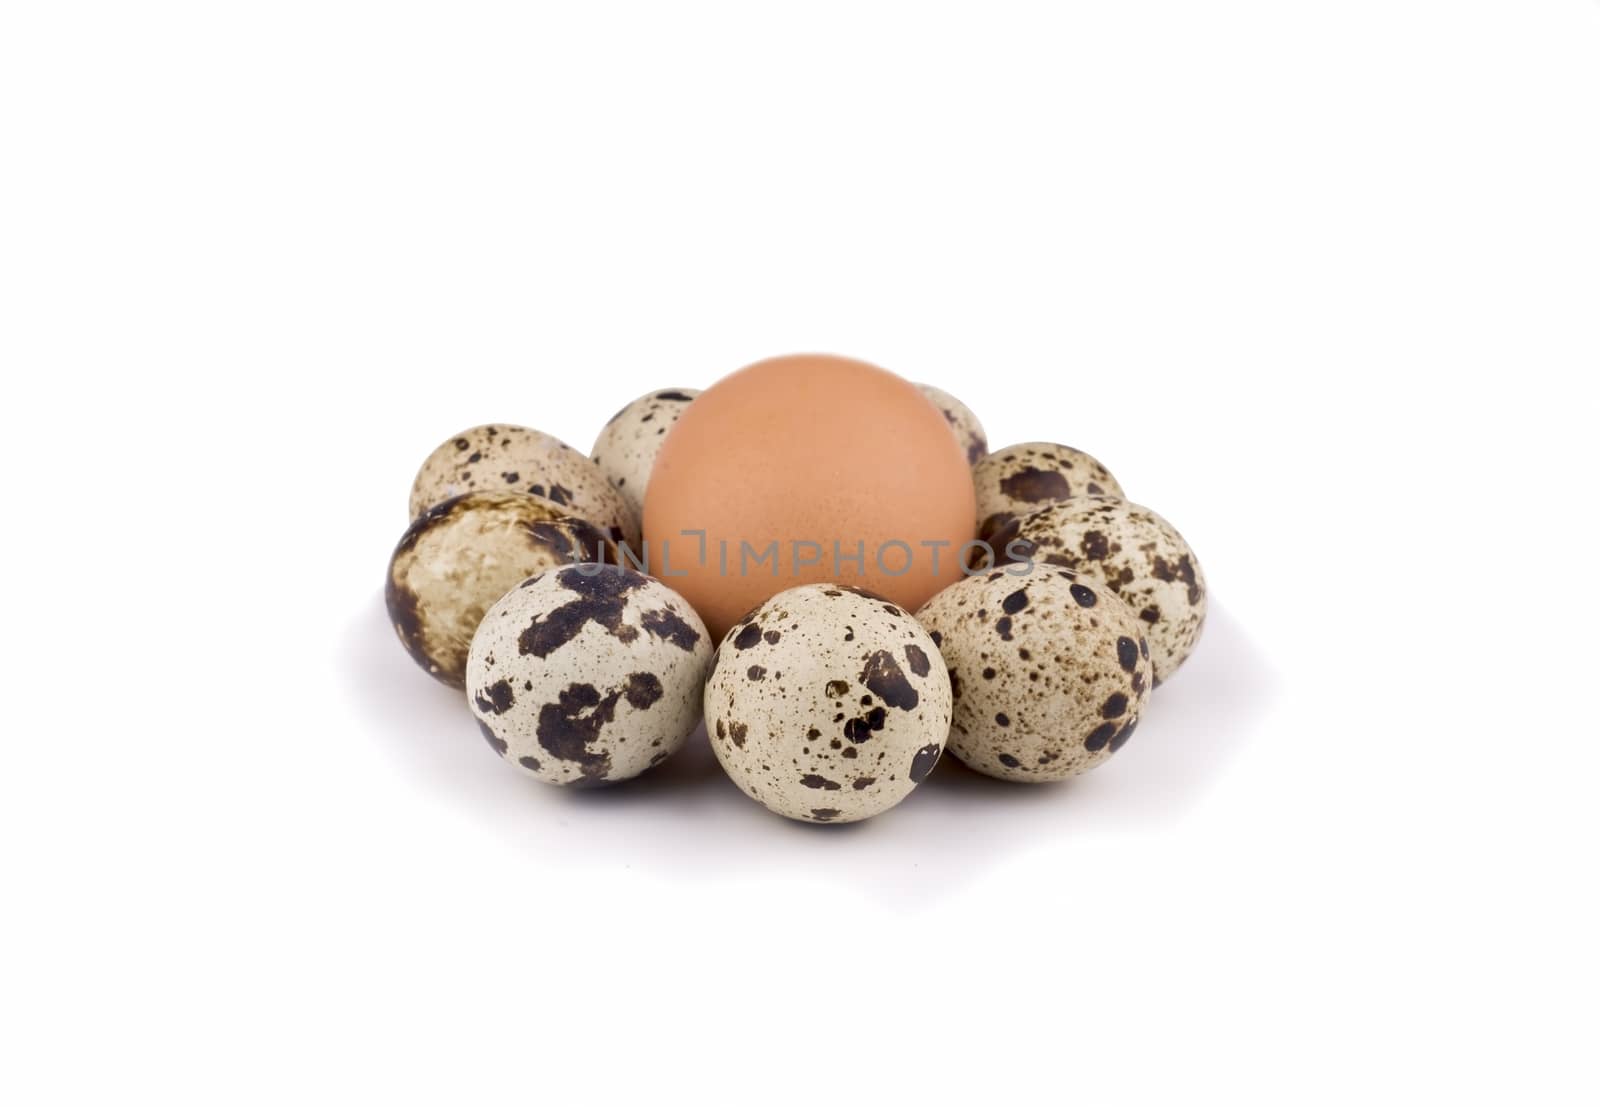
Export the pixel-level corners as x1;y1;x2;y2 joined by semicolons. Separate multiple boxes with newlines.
643;354;977;640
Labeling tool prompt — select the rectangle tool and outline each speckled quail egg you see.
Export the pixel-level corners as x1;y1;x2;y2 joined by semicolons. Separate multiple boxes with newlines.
386;492;618;688
467;565;712;787
704;584;952;824
590;388;700;519
972;442;1125;543
917;568;1153;783
917;383;988;465
996;497;1205;684
408;424;640;549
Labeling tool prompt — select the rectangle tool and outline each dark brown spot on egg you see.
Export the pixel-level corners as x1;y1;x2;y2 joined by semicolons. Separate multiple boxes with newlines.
909;743;942;782
859;650;919;710
536;682;619;783
1110;718;1139;752
980;513;1024;554
526;518;614;565
383;574;449;682
639;607;701;652
843;706;888;743
1084;722;1118;752
624;672;663;710
903;644;930;677
519;568;646;658
474;680;515;715
999;467;1070;503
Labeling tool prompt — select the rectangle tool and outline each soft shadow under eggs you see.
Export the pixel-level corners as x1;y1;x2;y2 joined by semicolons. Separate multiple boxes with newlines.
337;591;1276;907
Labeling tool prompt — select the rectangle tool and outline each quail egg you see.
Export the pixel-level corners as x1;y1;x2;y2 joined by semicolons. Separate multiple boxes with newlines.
996;497;1205;683
917;383;988;465
590;388;700;519
972;442;1125;542
917;567;1153;782
467;565;712;786
704;584;952;824
408;424;640;549
386;492;618;688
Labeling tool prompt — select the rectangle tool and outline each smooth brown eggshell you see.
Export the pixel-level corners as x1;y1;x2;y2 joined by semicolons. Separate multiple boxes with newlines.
644;354;977;641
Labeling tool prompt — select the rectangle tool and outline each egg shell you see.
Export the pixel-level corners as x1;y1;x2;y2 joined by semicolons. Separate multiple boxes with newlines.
916;567;1153;782
972;442;1125;542
997;497;1205;683
643;354;977;641
704;584;952;824
590;388;700;519
917;383;988;466
467;566;712;787
386;492;619;688
408;423;640;549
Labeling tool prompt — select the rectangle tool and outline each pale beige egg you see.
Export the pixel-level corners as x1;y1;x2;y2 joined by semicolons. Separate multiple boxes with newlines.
408;423;640;549
917;567;1153;782
972;441;1124;543
997;496;1206;683
917;383;988;466
466;566;712;787
386;492;617;688
704;584;951;824
590;388;699;519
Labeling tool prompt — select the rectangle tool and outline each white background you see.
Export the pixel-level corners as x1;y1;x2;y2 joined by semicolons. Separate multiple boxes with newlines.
3;2;1597;1104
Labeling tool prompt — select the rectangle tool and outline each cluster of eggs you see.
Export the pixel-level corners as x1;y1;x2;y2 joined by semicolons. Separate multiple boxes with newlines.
385;357;1205;824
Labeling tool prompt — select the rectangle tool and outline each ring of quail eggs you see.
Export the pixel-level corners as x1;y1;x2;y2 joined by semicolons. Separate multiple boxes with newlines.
384;380;1206;822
